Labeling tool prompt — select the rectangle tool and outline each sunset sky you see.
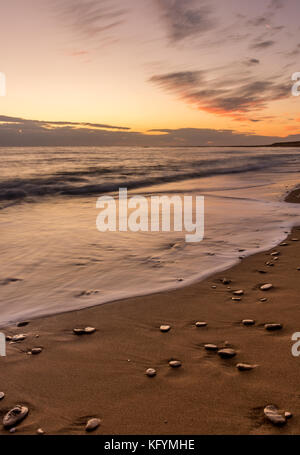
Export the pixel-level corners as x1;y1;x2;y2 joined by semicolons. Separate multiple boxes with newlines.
0;0;300;146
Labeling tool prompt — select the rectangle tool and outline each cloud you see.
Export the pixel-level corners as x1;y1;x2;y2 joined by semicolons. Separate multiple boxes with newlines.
155;0;216;43
269;0;284;10
245;58;260;66
0;115;299;147
251;40;275;49
54;0;127;41
149;70;290;120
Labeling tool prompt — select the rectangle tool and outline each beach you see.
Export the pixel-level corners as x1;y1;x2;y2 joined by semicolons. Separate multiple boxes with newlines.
1;208;300;434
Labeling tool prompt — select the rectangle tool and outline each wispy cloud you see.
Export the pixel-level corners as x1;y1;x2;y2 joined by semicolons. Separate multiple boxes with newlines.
155;0;216;43
54;0;127;42
149;69;290;120
251;40;275;49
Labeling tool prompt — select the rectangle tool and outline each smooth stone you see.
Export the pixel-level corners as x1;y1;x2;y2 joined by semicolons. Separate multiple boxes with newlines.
222;278;231;285
85;418;101;432
260;298;267;302
16;321;29;327
0;392;5;400
266;262;274;266
236;363;256;371
145;368;156;377
73;327;96;335
292;238;299;242
297;267;300;271
264;405;286;426
258;270;267;274
9;427;16;433
260;283;273;291
232;297;241;302
211;285;217;289
5;336;12;341
195;321;207;327
271;251;280;256
3;405;29;429
280;242;288;246
217;348;236;359
11;334;26;342
233;290;244;296
285;411;293;419
242;319;255;326
169;360;182;368
160;325;171;333
204;344;218;351
37;428;45;434
31;347;43;355
265;323;282;331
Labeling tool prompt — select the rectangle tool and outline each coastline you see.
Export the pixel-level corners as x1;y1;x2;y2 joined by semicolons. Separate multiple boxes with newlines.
1;194;300;434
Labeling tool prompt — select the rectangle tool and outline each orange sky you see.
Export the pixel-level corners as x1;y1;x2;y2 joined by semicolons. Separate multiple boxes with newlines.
0;0;300;145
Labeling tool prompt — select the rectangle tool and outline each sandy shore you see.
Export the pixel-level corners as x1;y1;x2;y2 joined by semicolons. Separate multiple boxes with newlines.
1;206;300;434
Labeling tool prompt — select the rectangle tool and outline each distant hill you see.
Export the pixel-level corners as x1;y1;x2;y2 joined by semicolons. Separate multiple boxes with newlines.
270;141;300;147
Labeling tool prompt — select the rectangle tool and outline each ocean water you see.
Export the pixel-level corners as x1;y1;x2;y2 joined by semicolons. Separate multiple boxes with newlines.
1;146;300;327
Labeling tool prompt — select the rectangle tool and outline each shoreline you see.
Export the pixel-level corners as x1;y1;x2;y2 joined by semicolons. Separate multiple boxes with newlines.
1;193;300;434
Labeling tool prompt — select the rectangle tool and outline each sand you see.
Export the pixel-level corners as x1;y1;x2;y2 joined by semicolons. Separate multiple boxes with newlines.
1;207;300;434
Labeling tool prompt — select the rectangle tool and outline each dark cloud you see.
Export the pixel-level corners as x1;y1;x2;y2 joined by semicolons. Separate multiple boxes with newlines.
0;116;130;130
245;58;260;66
149;70;290;119
155;0;216;43
0;115;299;147
251;40;275;49
55;0;127;41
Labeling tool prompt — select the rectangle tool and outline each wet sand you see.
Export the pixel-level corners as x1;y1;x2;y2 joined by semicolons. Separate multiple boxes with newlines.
1;207;300;434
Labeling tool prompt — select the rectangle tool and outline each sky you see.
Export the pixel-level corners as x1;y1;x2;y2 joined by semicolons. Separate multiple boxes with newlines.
0;0;300;146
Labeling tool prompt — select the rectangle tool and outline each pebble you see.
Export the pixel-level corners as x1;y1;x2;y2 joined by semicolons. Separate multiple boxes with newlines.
265;323;283;331
31;347;43;355
85;418;101;432
285;411;293;419
232;297;241;302
11;334;26;342
37;428;45;435
211;285;217;289
222;278;231;285
236;363;256;371
195;322;207;327
204;344;218;351
266;262;274;266
233;290;244;296
271;251;280;256
146;368;156;377
260;298;267;302
280;242;288;246
264;405;286;426
9;427;16;433
160;325;171;332
169;360;182;368
0;392;5;400
217;348;236;359
297;267;300;271
260;283;273;291
73;327;96;335
16;321;29;327
292;238;299;242
242;319;255;326
3;405;29;429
